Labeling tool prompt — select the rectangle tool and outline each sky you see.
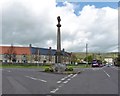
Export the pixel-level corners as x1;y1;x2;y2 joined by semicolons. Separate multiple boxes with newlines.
0;0;118;53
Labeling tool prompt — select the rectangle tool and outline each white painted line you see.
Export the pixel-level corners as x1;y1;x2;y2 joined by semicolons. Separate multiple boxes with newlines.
31;77;37;80
92;68;101;71
61;78;65;80
74;74;78;76
50;88;59;93
8;70;11;72
57;81;62;84
103;70;110;77
63;78;71;84
60;74;73;81
38;79;47;83
58;85;62;87
64;76;68;79
57;74;74;84
63;80;68;84
67;74;73;77
25;76;31;78
67;78;71;81
25;76;47;82
71;76;74;78
71;74;77;78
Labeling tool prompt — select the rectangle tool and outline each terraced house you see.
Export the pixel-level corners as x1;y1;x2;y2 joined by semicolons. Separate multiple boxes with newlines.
0;45;71;64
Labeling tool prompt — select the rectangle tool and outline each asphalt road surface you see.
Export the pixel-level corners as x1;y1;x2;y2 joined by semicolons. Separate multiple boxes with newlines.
1;66;119;95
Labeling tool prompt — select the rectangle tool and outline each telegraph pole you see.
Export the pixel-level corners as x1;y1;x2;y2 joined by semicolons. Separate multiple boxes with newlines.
86;43;88;66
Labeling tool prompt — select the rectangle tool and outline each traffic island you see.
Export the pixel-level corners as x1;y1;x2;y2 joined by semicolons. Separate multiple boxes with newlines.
42;66;82;75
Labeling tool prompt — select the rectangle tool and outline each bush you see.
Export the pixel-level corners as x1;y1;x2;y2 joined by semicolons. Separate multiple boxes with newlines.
65;67;73;71
69;67;73;71
50;68;54;72
45;68;50;72
44;67;53;72
45;63;51;66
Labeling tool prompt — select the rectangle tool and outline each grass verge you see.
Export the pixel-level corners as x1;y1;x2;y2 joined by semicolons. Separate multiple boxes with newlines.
67;64;91;68
0;64;49;69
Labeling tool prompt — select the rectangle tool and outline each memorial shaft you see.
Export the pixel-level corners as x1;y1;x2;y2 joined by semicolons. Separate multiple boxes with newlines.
56;16;61;63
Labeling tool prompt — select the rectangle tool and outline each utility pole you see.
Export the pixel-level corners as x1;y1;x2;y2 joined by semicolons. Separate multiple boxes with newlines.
37;49;40;67
86;43;88;66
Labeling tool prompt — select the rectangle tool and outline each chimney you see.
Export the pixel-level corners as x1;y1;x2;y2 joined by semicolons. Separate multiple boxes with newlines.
49;47;51;50
29;44;32;47
62;48;65;52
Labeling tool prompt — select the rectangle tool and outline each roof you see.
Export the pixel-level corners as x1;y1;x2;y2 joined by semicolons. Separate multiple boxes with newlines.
30;47;70;56
0;46;71;56
0;46;31;55
30;47;56;56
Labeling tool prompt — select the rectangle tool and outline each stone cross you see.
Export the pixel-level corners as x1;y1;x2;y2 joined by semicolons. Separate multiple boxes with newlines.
56;16;62;63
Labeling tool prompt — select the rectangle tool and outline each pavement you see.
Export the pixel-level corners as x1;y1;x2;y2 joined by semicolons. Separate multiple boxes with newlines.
1;66;119;95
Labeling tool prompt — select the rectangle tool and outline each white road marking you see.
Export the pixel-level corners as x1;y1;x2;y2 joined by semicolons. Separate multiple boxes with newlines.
7;70;11;72
39;79;47;82
67;74;73;77
25;76;47;82
92;68;101;71
63;74;77;84
58;85;62;87
52;73;78;94
57;81;62;84
57;74;73;84
25;76;32;78
2;69;11;72
0;69;12;72
31;77;37;80
61;78;65;80
71;74;77;78
63;80;68;84
103;70;110;77
67;78;71;81
50;88;59;93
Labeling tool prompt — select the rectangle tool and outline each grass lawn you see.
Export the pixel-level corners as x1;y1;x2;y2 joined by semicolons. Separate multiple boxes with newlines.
67;64;91;68
0;64;49;69
0;64;91;69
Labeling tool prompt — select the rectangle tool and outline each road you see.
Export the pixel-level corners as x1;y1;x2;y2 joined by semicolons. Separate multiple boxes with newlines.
1;66;119;95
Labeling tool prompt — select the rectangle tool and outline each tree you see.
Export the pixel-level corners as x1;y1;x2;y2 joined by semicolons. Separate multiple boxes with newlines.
71;54;77;64
103;60;107;64
114;53;120;67
7;45;16;63
34;49;40;62
84;55;94;63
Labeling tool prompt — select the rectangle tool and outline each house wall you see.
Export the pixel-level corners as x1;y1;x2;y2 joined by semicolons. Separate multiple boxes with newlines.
1;54;30;63
104;58;113;63
1;53;71;64
28;54;55;64
0;46;71;64
61;56;71;64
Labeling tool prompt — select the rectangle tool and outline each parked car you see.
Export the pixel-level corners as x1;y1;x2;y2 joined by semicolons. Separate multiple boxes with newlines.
99;64;104;67
92;63;99;67
92;59;100;67
107;63;114;67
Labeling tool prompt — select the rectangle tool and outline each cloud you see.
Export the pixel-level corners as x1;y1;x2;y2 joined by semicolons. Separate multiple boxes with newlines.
1;0;118;52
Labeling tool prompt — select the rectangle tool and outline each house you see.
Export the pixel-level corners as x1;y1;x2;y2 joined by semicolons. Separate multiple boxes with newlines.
104;57;113;64
0;45;71;64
